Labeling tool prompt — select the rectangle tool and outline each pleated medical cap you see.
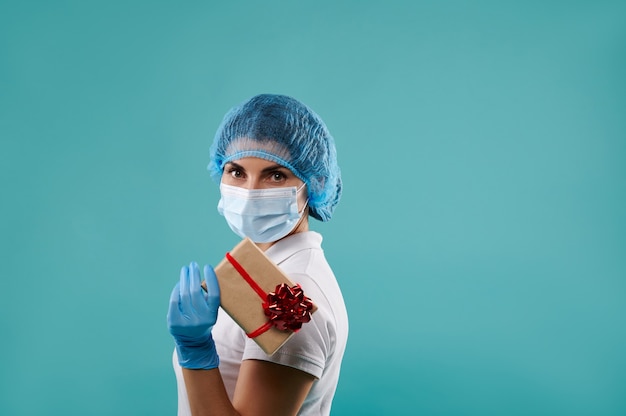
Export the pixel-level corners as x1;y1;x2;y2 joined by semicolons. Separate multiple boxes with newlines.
208;94;341;222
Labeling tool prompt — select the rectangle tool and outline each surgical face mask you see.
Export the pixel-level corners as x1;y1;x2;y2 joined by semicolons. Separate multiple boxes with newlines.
217;183;308;243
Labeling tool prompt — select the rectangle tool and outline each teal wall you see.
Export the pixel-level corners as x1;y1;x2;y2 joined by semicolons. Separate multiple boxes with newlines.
2;1;625;415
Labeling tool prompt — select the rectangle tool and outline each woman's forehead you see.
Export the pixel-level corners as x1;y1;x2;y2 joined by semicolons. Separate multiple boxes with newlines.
221;136;307;185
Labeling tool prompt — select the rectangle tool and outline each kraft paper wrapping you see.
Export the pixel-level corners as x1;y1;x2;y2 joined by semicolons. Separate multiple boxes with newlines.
213;238;317;356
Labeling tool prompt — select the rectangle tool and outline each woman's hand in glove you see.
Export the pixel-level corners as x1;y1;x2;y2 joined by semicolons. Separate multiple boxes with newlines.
167;262;220;370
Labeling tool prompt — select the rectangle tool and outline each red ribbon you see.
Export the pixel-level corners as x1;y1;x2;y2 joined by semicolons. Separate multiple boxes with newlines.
225;252;314;339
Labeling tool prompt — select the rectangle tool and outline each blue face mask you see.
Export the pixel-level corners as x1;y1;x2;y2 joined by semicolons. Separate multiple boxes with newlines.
217;183;307;243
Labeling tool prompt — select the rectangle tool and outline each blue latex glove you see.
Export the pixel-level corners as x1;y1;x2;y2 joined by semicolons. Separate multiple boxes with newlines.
167;262;220;370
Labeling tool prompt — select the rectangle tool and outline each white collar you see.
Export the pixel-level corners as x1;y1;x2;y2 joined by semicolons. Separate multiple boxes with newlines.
265;231;323;265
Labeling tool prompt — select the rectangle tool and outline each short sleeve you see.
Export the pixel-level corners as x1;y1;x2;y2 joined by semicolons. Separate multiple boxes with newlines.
241;272;333;379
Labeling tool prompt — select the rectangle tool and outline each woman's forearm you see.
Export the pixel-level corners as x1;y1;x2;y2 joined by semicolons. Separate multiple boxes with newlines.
182;368;240;416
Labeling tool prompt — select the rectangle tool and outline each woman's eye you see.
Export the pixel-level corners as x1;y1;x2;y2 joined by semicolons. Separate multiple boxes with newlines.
228;169;243;179
270;172;286;182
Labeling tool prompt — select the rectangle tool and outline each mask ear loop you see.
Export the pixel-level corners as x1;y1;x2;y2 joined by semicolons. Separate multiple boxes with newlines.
298;199;309;215
296;182;309;215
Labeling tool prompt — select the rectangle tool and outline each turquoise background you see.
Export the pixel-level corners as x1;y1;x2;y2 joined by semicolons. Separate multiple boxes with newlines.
1;1;625;415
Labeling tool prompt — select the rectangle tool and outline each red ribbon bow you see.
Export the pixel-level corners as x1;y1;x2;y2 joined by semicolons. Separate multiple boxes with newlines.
264;283;314;332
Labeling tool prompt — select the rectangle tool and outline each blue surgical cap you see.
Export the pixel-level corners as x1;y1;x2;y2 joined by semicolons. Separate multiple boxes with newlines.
208;94;341;222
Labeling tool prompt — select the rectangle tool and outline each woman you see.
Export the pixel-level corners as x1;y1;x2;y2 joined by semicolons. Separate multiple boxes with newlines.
167;94;348;416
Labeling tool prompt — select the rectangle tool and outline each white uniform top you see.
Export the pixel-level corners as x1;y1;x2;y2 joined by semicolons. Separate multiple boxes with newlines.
173;231;349;416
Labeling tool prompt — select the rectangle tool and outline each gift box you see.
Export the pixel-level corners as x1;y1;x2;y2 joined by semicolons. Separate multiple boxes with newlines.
210;238;317;356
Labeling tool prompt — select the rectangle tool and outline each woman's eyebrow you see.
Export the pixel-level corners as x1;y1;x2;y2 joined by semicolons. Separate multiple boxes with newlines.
225;161;287;174
225;162;245;171
260;164;288;174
